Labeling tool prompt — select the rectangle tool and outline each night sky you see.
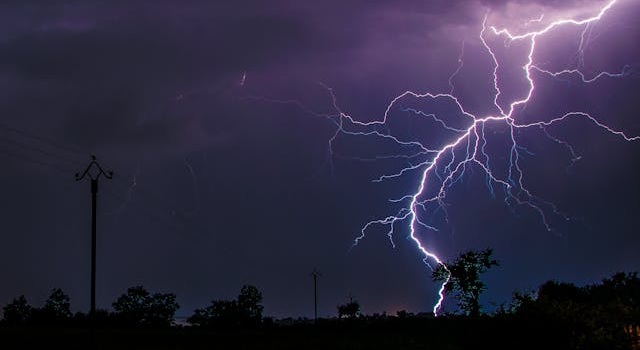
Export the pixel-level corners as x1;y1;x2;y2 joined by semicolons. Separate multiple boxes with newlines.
1;0;639;320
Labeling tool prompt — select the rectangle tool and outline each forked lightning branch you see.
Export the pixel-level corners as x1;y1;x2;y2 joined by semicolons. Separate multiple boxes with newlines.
322;0;637;315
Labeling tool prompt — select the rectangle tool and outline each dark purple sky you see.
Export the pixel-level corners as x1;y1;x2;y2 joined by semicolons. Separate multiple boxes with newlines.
0;0;639;319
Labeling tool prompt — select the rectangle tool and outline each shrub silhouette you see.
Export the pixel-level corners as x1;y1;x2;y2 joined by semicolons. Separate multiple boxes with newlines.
337;298;360;319
29;288;73;325
112;286;179;327
188;284;263;328
2;295;32;326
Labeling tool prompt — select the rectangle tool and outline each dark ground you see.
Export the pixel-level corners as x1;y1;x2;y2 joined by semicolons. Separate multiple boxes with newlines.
0;317;579;350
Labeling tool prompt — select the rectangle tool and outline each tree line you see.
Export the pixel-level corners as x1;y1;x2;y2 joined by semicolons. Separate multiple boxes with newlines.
1;284;263;328
433;248;639;349
1;249;638;349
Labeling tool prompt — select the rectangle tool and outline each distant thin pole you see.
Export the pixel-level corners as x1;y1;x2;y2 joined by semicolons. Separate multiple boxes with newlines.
310;268;321;323
76;155;113;318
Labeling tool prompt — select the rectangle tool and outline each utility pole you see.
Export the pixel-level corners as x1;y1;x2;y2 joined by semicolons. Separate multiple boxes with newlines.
76;156;113;318
310;268;321;323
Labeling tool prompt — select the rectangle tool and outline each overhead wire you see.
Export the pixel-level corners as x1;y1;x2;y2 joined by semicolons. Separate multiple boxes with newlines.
0;121;195;234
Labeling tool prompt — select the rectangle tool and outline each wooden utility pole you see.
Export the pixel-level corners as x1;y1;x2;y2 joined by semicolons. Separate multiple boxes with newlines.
310;268;321;323
76;156;113;318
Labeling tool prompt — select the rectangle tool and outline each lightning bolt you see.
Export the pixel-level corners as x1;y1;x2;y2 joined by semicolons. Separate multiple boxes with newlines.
240;71;247;86
244;0;637;316
525;14;545;27
326;0;637;316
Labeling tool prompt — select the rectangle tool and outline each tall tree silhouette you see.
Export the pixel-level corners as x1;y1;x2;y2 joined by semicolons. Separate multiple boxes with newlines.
237;285;263;324
432;248;499;317
43;288;72;320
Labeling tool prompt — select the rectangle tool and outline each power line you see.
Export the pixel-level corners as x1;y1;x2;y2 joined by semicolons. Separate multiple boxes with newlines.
0;124;201;238
0;136;84;168
0;122;86;157
0;147;76;175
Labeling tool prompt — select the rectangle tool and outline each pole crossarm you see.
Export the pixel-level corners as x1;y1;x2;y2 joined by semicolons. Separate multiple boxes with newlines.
310;268;322;279
75;155;113;182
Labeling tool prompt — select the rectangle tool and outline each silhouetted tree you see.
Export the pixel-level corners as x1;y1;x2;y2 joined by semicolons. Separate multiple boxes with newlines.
42;288;72;320
2;295;32;326
189;300;240;327
396;310;412;319
188;285;264;328
509;272;640;349
112;286;179;327
337;298;360;319
498;289;536;315
28;288;73;325
238;285;263;323
432;248;499;317
591;272;640;329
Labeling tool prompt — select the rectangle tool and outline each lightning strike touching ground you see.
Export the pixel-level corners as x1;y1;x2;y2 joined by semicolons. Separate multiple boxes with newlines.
321;0;637;316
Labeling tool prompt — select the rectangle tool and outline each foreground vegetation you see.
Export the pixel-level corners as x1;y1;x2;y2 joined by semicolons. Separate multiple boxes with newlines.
0;310;637;350
1;250;638;349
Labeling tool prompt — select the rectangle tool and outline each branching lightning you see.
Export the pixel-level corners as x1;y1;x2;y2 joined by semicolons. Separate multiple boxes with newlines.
322;0;637;316
246;0;637;316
